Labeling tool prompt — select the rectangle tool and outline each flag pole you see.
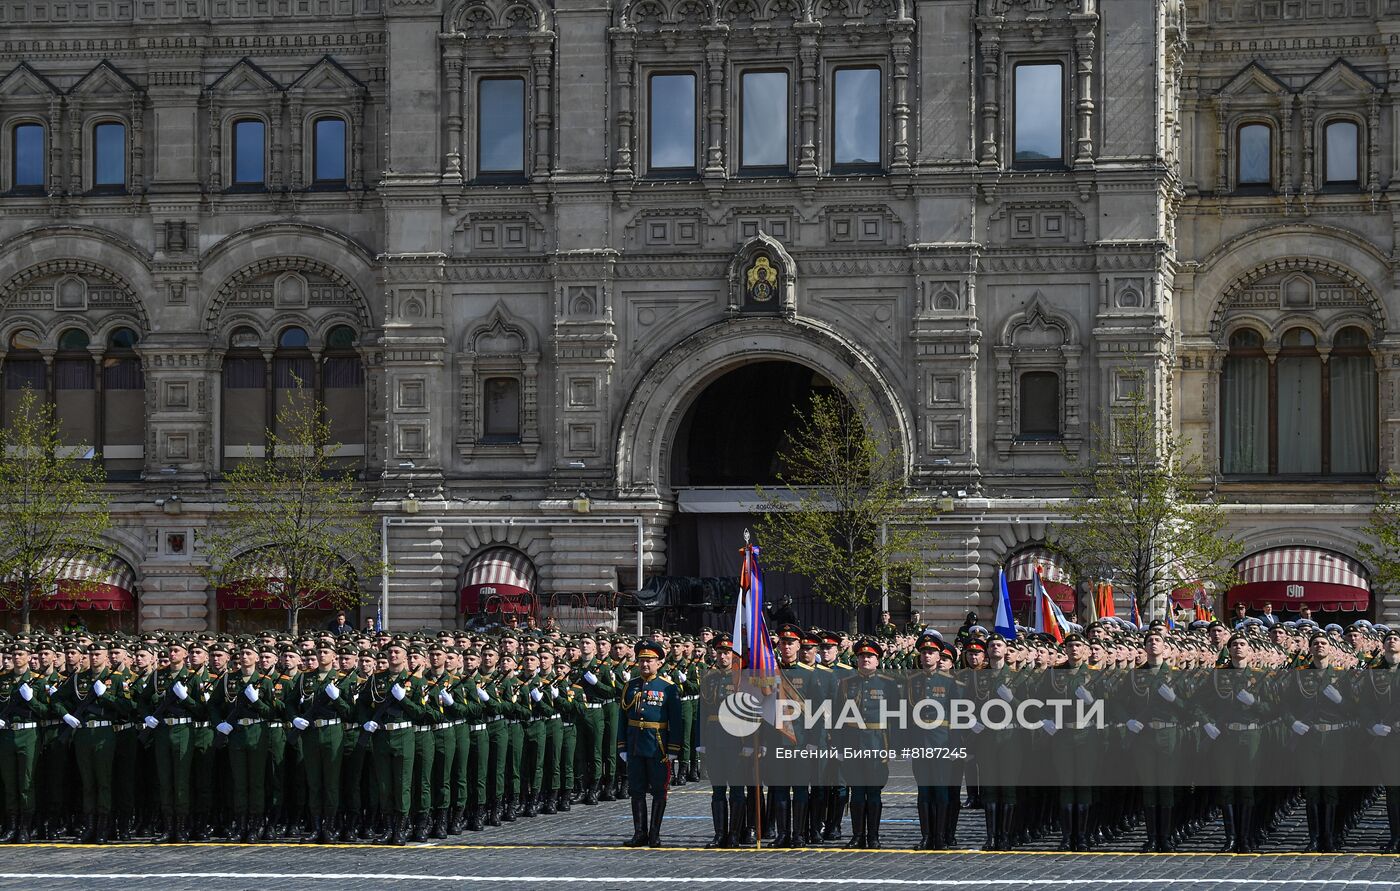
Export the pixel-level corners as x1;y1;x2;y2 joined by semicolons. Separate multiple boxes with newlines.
745;529;763;850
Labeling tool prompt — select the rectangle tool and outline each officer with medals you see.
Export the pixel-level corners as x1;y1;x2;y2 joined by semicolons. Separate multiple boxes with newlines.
769;623;822;847
835;638;900;849
814;630;851;842
618;640;682;847
905;632;961;850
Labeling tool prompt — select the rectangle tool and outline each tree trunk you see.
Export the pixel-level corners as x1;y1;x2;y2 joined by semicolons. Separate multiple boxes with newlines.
289;604;300;635
20;590;30;635
847;609;860;637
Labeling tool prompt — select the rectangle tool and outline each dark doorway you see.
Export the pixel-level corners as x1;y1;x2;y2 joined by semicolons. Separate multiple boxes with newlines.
671;361;837;486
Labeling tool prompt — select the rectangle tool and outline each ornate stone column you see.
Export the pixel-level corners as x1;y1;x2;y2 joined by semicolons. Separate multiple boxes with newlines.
530;33;554;178
796;22;820;176
611;27;636;179
890;19;913;173
702;24;729;178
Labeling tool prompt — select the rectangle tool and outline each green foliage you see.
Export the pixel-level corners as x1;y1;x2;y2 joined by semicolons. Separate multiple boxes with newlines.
1360;471;1400;596
0;388;114;633
202;388;384;634
753;388;941;635
1049;389;1240;621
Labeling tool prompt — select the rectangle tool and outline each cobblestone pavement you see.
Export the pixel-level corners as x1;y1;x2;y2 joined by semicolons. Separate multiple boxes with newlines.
9;783;1400;890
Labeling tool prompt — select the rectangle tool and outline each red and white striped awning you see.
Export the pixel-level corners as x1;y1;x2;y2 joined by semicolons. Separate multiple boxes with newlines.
215;550;348;611
1005;547;1075;611
1228;547;1369;612
460;547;537;615
3;554;137;611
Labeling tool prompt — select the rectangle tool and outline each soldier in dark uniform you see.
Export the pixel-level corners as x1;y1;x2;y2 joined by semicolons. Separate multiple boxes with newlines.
1288;631;1353;852
769;623;823;847
815;630;851;841
1118;628;1188;852
138;638;203;843
699;634;746;848
906;633;961;849
618;640;682;847
836;638;900;849
1364;627;1400;852
0;639;49;843
1194;632;1273;853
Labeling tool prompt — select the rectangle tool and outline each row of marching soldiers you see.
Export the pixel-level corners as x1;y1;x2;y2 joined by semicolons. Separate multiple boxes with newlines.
0;626;713;845
701;617;1400;854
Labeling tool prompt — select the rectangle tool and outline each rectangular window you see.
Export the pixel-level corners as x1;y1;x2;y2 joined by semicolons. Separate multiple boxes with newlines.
232;120;265;185
482;377;521;443
833;67;881;168
1277;354;1321;473
1013;63;1063;166
1018;372;1060;438
478;78;526;174
13;124;44;188
1324;121;1359;184
314;118;347;183
648;73;697;172
1237;123;1271;186
741;70;789;170
93;122;126;187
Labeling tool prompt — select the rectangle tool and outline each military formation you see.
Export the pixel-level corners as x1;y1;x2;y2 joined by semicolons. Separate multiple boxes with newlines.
0;625;706;847
3;613;1400;853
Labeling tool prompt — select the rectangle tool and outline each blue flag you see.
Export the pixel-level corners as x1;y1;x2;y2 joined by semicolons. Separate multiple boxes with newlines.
994;569;1016;638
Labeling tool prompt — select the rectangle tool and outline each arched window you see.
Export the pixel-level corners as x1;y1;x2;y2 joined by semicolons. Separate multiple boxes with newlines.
274;326;313;446
12;123;45;190
54;328;95;450
1221;325;1375;477
1236;122;1272;187
1323;120;1359;186
103;327;144;477
231;118;266;186
93;122;126;189
322;325;365;466
1221;328;1268;474
1330;327;1376;474
223;326;266;470
312;117;347;184
3;329;44;430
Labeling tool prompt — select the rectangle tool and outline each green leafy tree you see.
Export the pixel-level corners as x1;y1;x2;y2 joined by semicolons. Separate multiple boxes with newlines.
753;388;941;635
0;388;114;633
203;388;384;634
1360;471;1400;596
1050;389;1240;621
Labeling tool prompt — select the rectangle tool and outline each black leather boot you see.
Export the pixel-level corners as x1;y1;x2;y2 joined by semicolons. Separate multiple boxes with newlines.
557;790;571;813
916;798;930;849
930;802;948;850
1073;803;1088;851
845;799;866;848
866;801;882;849
982;802;997;850
625;797;648;847
599;778;616;802
466;806;483;832
771;797;791;848
1058;805;1073;851
93;815;109;846
431;808;448;838
727;793;747;848
582;781;598;806
522;791;538;819
1235;804;1253;853
540;792;557;815
302;817;322;844
1320;802;1336;853
1219;804;1235;852
1141;806;1158;852
1157;806;1174;853
485;801;501;827
646;796;666;847
410;813;429;842
998;803;1015;851
706;797;729;848
319;815;335;845
792;797;808;847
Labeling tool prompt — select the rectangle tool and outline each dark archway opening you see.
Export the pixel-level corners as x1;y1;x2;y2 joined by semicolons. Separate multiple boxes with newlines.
670;361;837;486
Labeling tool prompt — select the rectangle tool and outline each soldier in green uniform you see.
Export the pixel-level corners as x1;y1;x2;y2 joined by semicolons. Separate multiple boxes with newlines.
289;640;351;844
535;647;565;814
421;640;456;839
212;641;275;843
107;639;140;841
35;638;67;840
361;639;428;845
342;647;375;840
54;640;119;844
407;642;437;841
498;649;526;822
555;652;578;813
263;644;296;839
460;647;491;830
185;641;218;841
0;639;49;843
1119;628;1188;852
619;640;682;847
574;635;615;805
138;638;202;843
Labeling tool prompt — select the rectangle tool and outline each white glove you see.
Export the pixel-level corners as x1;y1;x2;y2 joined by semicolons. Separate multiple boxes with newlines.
143;715;159;730
439;690;454;706
363;720;379;733
1323;684;1342;704
1157;683;1176;703
1074;685;1094;704
547;685;557;699
583;671;598;685
0;719;7;730
677;672;687;683
325;683;340;700
93;680;107;697
243;684;259;703
1371;723;1392;737
622;671;631;682
1041;718;1058;736
1126;719;1144;734
530;688;543;702
696;745;706;754
1291;720;1310;736
172;681;188;701
618;751;628;762
1235;689;1255;706
46;685;56;696
391;683;406;701
970;721;985;735
477;687;490;702
291;717;310;731
1203;723;1221;740
63;713;81;729
216;722;233;735
996;684;1014;702
18;683;32;702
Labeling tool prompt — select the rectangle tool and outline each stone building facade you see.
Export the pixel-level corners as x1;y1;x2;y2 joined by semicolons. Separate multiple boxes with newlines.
0;0;1393;633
